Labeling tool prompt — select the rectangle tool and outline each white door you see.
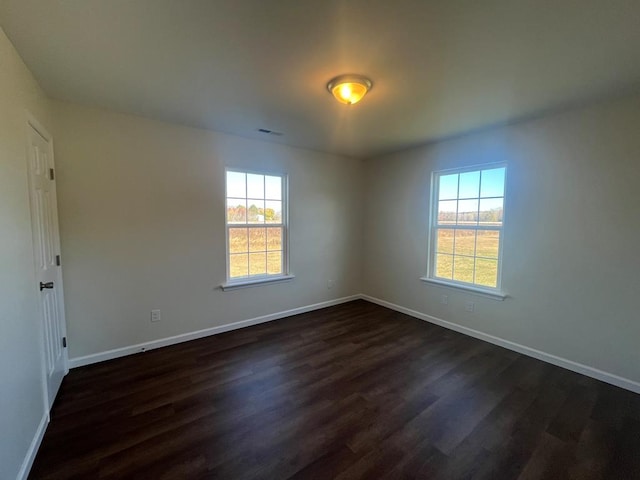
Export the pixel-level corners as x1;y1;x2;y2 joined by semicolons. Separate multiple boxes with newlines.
26;117;68;409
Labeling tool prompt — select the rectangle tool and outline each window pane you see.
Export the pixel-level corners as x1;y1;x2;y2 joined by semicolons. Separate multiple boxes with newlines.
453;256;475;283
479;198;503;226
459;171;480;199
480;168;506;198
227;170;287;282
454;230;476;256
475;258;498;287
439;174;458;200
227;199;246;224
247;174;264;198
436;254;453;279
230;253;248;278
430;166;506;290
438;200;457;225
265;175;282;200
267;251;282;275
436;229;454;254
226;171;246;198
266;227;282;251
229;228;248;253
476;231;500;259
457;199;478;225
249;252;267;275
247;200;265;224
248;228;266;252
265;200;282;224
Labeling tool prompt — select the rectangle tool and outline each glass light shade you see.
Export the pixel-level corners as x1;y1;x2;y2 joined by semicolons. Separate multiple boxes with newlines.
327;75;372;105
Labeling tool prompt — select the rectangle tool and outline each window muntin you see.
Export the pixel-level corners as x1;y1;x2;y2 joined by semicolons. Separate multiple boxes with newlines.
226;170;287;282
429;165;506;290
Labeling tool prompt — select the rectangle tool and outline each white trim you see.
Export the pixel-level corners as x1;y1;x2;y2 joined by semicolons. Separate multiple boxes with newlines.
225;169;289;282
221;274;295;291
360;294;640;394
17;412;48;480
427;163;507;291
25;110;70;410
420;277;506;300
69;295;359;368
26;111;52;142
68;293;640;393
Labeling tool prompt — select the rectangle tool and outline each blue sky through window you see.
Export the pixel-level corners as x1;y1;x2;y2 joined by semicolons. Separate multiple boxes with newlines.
226;171;282;201
438;167;505;212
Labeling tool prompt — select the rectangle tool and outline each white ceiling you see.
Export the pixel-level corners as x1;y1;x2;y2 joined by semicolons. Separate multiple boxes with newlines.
2;0;640;158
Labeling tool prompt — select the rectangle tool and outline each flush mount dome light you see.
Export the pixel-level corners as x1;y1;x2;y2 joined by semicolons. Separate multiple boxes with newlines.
326;74;373;105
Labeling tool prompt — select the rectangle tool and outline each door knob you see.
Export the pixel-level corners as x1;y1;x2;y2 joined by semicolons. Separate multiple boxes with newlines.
39;281;54;291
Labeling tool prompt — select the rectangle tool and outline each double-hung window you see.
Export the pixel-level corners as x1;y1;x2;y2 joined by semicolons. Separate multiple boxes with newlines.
426;164;506;295
224;169;290;288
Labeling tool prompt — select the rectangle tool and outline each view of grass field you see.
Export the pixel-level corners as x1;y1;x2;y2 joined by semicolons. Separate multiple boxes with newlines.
226;171;285;279
228;227;283;278
435;228;499;286
433;167;505;288
227;202;282;224
225;170;504;283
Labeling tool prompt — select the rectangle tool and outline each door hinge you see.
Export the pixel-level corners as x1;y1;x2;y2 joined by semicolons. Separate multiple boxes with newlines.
56;254;61;266
49;168;55;180
62;337;67;348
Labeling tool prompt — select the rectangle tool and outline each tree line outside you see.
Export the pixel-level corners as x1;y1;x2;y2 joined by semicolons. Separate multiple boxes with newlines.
227;203;282;224
438;207;503;225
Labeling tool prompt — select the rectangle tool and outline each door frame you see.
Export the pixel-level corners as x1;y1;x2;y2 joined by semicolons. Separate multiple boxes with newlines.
25;110;69;415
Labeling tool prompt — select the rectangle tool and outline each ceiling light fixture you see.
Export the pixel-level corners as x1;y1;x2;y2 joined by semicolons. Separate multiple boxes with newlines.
326;74;373;105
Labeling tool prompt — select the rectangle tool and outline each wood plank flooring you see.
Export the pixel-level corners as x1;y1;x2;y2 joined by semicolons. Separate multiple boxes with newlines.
29;300;640;479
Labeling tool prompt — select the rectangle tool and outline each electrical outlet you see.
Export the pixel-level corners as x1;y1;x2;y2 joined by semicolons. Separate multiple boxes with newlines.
327;279;334;289
151;309;161;322
464;302;475;312
440;294;448;305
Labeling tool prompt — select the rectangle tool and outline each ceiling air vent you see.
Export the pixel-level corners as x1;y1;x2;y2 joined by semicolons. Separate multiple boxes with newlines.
257;128;283;136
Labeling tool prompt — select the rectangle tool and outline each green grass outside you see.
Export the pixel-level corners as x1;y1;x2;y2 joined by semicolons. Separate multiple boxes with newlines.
228;227;282;278
435;229;499;287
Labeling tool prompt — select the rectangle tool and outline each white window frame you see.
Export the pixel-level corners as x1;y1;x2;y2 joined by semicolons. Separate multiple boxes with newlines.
221;168;293;291
421;163;507;300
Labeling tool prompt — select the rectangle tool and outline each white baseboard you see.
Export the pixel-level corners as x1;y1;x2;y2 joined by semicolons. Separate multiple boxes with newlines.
69;295;360;368
68;293;640;395
360;294;640;394
17;412;48;480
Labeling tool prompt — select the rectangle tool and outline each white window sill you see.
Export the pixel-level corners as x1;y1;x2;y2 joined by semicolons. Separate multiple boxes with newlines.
221;274;295;291
419;276;507;301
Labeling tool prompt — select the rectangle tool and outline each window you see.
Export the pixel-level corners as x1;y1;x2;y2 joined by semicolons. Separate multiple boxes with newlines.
427;164;506;294
224;169;289;287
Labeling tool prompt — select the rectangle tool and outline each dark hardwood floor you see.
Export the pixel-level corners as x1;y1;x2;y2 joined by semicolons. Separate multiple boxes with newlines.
30;300;640;479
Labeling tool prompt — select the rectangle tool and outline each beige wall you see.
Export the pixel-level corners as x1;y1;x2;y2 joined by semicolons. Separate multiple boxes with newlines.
363;93;640;384
0;28;53;480
51;101;364;359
